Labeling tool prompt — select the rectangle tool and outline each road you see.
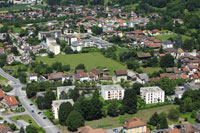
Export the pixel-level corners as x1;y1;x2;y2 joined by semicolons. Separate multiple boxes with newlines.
0;68;60;133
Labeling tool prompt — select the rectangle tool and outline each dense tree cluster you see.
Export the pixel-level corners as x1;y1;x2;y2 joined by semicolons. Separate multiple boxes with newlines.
36;91;56;109
148;112;168;129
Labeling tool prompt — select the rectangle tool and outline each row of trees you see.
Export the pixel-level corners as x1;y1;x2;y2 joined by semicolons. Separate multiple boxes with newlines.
46;0;104;6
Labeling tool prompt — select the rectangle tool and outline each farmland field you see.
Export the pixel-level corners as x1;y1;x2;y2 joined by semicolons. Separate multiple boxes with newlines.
36;52;126;75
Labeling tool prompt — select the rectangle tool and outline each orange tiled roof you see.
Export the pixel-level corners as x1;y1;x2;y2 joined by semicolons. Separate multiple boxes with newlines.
0;89;5;99
123;117;146;129
5;95;18;106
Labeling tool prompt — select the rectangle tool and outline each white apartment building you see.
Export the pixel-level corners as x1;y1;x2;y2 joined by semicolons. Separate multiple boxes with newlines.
140;86;165;104
46;38;60;55
101;85;124;100
52;99;74;119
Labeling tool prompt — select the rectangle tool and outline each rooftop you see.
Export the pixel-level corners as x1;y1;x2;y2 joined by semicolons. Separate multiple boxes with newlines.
101;84;124;91
140;86;164;93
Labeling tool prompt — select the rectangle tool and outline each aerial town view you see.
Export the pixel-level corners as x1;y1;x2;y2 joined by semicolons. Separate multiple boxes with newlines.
0;0;200;132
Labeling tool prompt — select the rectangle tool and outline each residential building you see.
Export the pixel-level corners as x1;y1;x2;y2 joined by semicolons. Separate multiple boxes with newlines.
114;69;127;82
52;99;74;119
77;126;106;133
140;86;165;104
29;73;38;82
57;86;75;99
38;30;62;40
123;117;147;133
101;85;124;100
0;89;5;100
48;72;69;83
46;38;60;55
4;95;18;109
162;40;174;49
0;124;12;133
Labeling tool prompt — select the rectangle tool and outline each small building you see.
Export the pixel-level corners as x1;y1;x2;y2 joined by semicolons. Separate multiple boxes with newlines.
101;85;124;100
162;40;174;49
77;126;106;133
0;124;12;133
137;52;151;59
29;73;38;82
17;120;30;129
4;95;18;109
140;86;165;104
57;86;75;100
48;72;69;83
46;38;60;55
123;117;147;133
52;99;74;119
0;89;5;100
114;69;128;82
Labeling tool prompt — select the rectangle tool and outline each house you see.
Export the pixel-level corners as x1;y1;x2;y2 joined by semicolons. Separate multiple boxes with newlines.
38;30;62;40
147;43;161;51
123;117;147;133
52;99;74;119
90;68;103;79
175;86;185;99
137;52;151;59
101;85;124;100
99;76;113;82
4;95;18;109
77;126;106;133
29;73;38;82
162;40;174;49
48;72;69;83
0;124;12;133
17;120;30;129
140;86;165;104
46;38;60;55
0;89;5;100
136;73;149;84
57;86;75;99
114;69;127;82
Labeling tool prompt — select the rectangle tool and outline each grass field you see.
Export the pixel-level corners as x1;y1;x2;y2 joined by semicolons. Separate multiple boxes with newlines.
140;67;162;74
0;4;30;11
11;115;39;128
180;112;197;124
36;52;126;75
86;105;178;129
155;34;191;41
0;75;8;82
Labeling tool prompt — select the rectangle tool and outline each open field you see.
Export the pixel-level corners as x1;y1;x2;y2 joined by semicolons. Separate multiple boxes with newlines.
140;67;162;74
36;52;126;75
155;34;191;41
0;4;44;11
0;75;8;82
86;105;178;129
11;115;39;128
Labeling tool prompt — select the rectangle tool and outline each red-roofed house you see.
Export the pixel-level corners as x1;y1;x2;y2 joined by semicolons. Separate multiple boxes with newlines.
29;73;38;82
115;69;128;82
0;89;5;100
123;117;147;133
4;95;18;109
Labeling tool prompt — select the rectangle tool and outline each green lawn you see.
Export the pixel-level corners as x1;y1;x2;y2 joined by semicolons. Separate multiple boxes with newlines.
0;4;30;11
86;105;178;129
0;75;8;82
140;67;162;74
180;112;197;124
155;34;191;41
11;115;39;128
36;52;126;75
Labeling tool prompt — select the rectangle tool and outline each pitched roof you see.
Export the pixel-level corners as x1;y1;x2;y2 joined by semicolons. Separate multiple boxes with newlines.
115;69;127;76
76;69;85;74
137;52;151;58
0;89;5;99
123;117;146;129
0;124;12;133
90;68;102;75
148;43;161;48
48;72;67;80
5;95;18;106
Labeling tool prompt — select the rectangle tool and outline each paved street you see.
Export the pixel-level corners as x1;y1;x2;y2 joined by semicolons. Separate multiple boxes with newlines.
0;68;60;133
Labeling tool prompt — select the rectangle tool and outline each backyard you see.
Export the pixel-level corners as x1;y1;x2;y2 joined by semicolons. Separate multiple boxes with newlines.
155;34;191;41
10;115;45;132
36;52;126;75
85;104;178;129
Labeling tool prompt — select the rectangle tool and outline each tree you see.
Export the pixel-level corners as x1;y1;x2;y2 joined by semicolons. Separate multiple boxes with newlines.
160;54;174;68
122;89;137;114
132;83;143;95
59;102;73;125
37;96;45;109
75;64;85;71
80;25;85;33
62;65;70;71
20;127;25;133
148;112;161;128
44;91;56;109
64;46;73;54
11;46;19;55
108;100;119;117
9;124;16;130
26;125;37;133
156;77;176;95
66;110;85;131
0;55;7;67
168;108;180;121
91;26;103;35
48;52;54;58
160;115;168;129
68;88;80;102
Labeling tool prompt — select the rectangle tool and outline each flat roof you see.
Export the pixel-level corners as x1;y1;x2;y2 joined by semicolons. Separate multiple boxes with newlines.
101;84;124;91
140;86;164;93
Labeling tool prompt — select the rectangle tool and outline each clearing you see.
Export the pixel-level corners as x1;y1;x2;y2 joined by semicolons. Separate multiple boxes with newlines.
140;67;162;75
36;52;126;75
86;104;178;129
155;34;191;41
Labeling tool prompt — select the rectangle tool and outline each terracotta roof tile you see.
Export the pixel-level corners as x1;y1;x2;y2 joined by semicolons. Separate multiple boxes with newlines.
5;95;18;106
0;89;5;99
123;117;146;129
115;69;127;76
